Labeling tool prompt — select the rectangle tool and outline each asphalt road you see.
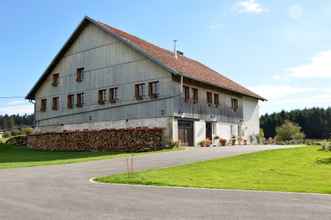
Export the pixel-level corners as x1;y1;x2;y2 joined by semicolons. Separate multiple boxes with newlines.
0;145;330;220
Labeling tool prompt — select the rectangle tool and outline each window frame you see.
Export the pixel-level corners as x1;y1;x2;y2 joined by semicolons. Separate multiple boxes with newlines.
192;88;198;104
135;83;145;100
52;97;59;111
206;92;213;106
214;93;219;107
231;98;239;112
40;99;47;112
148;81;160;99
184;86;190;103
76;93;84;108
76;67;84;82
52;73;60;87
98;89;107;105
67;94;74;109
109;87;118;103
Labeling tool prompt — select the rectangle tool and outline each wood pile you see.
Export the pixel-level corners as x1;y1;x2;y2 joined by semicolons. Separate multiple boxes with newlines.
27;127;163;152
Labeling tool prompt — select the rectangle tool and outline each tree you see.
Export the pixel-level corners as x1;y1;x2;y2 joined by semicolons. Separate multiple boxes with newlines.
275;120;305;142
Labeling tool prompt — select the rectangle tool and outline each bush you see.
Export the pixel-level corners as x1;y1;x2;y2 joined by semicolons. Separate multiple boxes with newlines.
22;127;33;135
6;136;27;146
2;132;11;139
10;129;22;137
275;120;305;144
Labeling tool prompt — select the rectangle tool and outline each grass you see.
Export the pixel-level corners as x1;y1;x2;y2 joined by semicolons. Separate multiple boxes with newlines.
0;144;182;169
96;146;331;194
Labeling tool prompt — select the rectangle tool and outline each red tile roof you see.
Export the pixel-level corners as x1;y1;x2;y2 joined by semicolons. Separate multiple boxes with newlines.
97;21;265;100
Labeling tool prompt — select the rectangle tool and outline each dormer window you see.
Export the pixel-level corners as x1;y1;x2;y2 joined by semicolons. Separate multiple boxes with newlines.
76;68;84;82
52;73;59;87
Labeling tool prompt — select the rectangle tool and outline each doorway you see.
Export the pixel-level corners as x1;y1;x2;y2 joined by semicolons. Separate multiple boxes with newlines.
178;120;194;146
206;122;213;140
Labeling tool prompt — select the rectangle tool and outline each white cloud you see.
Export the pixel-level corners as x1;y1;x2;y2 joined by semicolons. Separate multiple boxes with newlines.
288;4;304;20
235;0;268;14
0;101;34;115
288;50;331;78
251;84;331;114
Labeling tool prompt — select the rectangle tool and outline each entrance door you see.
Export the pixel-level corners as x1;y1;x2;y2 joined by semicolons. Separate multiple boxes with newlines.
206;122;212;140
178;120;194;146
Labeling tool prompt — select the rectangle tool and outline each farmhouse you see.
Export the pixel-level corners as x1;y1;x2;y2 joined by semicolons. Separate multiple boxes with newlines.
26;16;265;146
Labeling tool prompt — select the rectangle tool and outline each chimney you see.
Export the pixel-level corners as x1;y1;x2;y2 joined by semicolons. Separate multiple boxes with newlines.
173;40;178;59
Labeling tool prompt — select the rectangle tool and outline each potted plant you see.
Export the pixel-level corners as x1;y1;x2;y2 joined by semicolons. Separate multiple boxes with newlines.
219;138;227;146
231;136;237;145
199;139;212;147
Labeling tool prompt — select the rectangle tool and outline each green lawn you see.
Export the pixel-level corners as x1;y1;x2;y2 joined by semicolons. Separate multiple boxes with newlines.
96;146;331;194
0;144;181;169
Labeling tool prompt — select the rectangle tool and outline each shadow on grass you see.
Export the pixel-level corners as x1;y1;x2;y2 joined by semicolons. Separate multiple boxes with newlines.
315;158;331;165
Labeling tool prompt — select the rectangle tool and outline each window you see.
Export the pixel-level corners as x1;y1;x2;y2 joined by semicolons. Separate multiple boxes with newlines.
76;68;84;82
192;88;198;104
52;97;59;111
52;73;59;87
135;83;145;100
109;87;118;103
76;93;84;108
67;95;74;109
148;81;160;98
184;86;190;103
40;99;47;112
98;89;107;105
214;93;219;107
207;92;213;106
231;98;239;112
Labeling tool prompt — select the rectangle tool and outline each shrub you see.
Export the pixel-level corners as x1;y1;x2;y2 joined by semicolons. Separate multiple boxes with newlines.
6;136;27;146
2;132;11;139
22;127;33;135
10;129;22;137
275;120;305;144
219;138;227;146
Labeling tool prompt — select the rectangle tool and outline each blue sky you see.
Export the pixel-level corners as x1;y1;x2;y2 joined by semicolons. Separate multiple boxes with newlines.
1;0;331;115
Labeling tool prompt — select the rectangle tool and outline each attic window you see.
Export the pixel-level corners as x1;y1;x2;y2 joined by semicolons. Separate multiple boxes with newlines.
52;73;59;87
76;68;84;82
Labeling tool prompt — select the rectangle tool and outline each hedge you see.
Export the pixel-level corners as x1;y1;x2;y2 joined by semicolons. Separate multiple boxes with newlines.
27;127;163;152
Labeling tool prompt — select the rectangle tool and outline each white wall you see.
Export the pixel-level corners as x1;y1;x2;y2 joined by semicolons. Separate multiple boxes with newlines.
194;120;206;146
242;97;260;143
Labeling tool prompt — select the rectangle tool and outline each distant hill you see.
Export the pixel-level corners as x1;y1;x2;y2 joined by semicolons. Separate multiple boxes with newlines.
0;114;34;131
260;107;331;139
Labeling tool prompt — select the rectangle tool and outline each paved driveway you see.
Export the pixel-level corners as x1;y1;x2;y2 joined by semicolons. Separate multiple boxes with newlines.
0;145;330;220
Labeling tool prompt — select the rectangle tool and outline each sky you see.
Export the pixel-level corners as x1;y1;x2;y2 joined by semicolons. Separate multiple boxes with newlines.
1;0;331;115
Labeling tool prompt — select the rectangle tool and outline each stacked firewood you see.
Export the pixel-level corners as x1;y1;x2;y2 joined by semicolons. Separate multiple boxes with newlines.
27;127;163;152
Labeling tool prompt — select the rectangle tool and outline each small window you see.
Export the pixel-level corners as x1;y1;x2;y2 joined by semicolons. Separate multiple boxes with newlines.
77;93;84;108
67;95;74;109
98;89;107;105
109;87;118;103
148;81;160;98
184;86;190;103
192;88;198;104
52;73;59;87
207;92;213;105
76;68;84;82
52;97;59;111
135;83;145;100
40;99;47;112
231;98;239;112
214;94;219;107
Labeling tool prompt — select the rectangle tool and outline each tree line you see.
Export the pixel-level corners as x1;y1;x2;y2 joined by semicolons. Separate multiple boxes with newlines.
260;107;331;139
0;114;34;131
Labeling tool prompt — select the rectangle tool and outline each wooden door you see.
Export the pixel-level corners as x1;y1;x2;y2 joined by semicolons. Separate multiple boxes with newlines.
178;120;194;146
